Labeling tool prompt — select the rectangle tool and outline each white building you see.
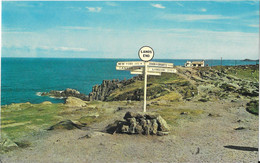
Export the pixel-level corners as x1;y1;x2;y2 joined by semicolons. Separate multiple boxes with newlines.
185;60;205;67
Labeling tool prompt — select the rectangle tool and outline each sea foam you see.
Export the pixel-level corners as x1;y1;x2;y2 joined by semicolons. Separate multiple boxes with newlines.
36;92;42;96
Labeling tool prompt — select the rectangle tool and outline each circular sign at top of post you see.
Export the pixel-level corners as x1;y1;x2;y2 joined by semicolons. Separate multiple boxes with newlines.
138;46;154;62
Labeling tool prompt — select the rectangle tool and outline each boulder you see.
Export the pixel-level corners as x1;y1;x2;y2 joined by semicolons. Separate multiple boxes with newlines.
124;112;144;119
121;125;129;133
156;115;170;132
41;101;52;105
65;97;87;107
157;131;170;136
0;138;18;149
0;133;18;150
220;83;238;92
135;124;143;134
238;87;259;97
48;120;85;130
151;119;158;135
79;131;105;139
64;88;80;96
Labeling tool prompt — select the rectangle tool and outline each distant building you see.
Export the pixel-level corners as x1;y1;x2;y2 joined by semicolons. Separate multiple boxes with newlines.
185;60;205;67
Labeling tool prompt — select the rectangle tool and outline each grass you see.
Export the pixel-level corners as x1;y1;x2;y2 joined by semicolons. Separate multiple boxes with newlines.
1;102;108;141
1;103;64;140
107;80;143;101
107;73;196;101
153;91;182;102
212;65;259;82
155;106;204;126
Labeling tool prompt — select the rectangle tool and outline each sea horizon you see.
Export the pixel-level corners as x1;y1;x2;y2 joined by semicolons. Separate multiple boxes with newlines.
1;57;259;61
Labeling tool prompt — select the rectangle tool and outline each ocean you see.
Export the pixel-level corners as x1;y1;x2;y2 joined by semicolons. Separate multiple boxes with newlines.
1;58;258;105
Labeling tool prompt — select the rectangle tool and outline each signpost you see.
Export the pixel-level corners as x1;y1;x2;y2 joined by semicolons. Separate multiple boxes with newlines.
116;46;177;112
117;61;173;68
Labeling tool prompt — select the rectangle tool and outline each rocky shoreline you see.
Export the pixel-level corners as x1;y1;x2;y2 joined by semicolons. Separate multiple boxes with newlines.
41;65;259;105
40;75;143;101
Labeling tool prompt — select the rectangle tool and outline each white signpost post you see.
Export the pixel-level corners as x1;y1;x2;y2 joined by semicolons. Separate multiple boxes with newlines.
116;46;177;112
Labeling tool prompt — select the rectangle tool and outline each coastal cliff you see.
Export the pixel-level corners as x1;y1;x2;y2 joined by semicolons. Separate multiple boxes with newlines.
41;65;258;103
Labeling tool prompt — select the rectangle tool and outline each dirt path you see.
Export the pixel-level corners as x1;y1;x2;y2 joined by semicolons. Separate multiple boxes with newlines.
1;100;258;162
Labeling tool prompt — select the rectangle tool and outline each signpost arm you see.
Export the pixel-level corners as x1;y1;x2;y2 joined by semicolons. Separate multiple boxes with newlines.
143;61;148;112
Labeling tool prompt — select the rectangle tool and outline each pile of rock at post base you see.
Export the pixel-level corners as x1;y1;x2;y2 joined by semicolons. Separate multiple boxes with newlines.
106;112;170;136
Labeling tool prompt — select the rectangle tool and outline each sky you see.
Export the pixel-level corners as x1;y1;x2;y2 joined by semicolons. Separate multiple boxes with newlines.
1;1;259;59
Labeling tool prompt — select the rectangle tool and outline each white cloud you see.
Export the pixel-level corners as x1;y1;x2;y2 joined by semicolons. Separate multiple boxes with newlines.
38;46;88;52
248;24;259;28
53;47;87;52
5;45;88;52
151;4;165;9
201;8;207;12
66;7;82;10
61;26;92;30
2;27;258;59
106;2;118;6
139;29;259;59
86;7;102;13
176;2;184;7
161;14;233;21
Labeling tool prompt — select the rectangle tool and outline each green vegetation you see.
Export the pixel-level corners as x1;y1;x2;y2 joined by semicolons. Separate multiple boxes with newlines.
1;103;64;140
1;102;108;142
155;106;204;126
212;65;259;82
107;73;197;102
246;100;259;115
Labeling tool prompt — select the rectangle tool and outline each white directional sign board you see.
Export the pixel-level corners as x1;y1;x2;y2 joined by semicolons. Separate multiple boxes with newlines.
116;46;177;113
117;61;173;68
116;66;176;73
148;62;173;68
117;61;143;67
130;71;161;76
148;67;177;73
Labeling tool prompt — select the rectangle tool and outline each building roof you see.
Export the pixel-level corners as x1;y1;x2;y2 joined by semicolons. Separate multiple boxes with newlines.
191;61;204;64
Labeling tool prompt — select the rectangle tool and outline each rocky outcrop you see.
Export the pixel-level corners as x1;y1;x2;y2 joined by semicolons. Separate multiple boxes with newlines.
89;79;120;101
178;65;259;100
88;76;142;101
106;112;170;136
41;88;89;101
